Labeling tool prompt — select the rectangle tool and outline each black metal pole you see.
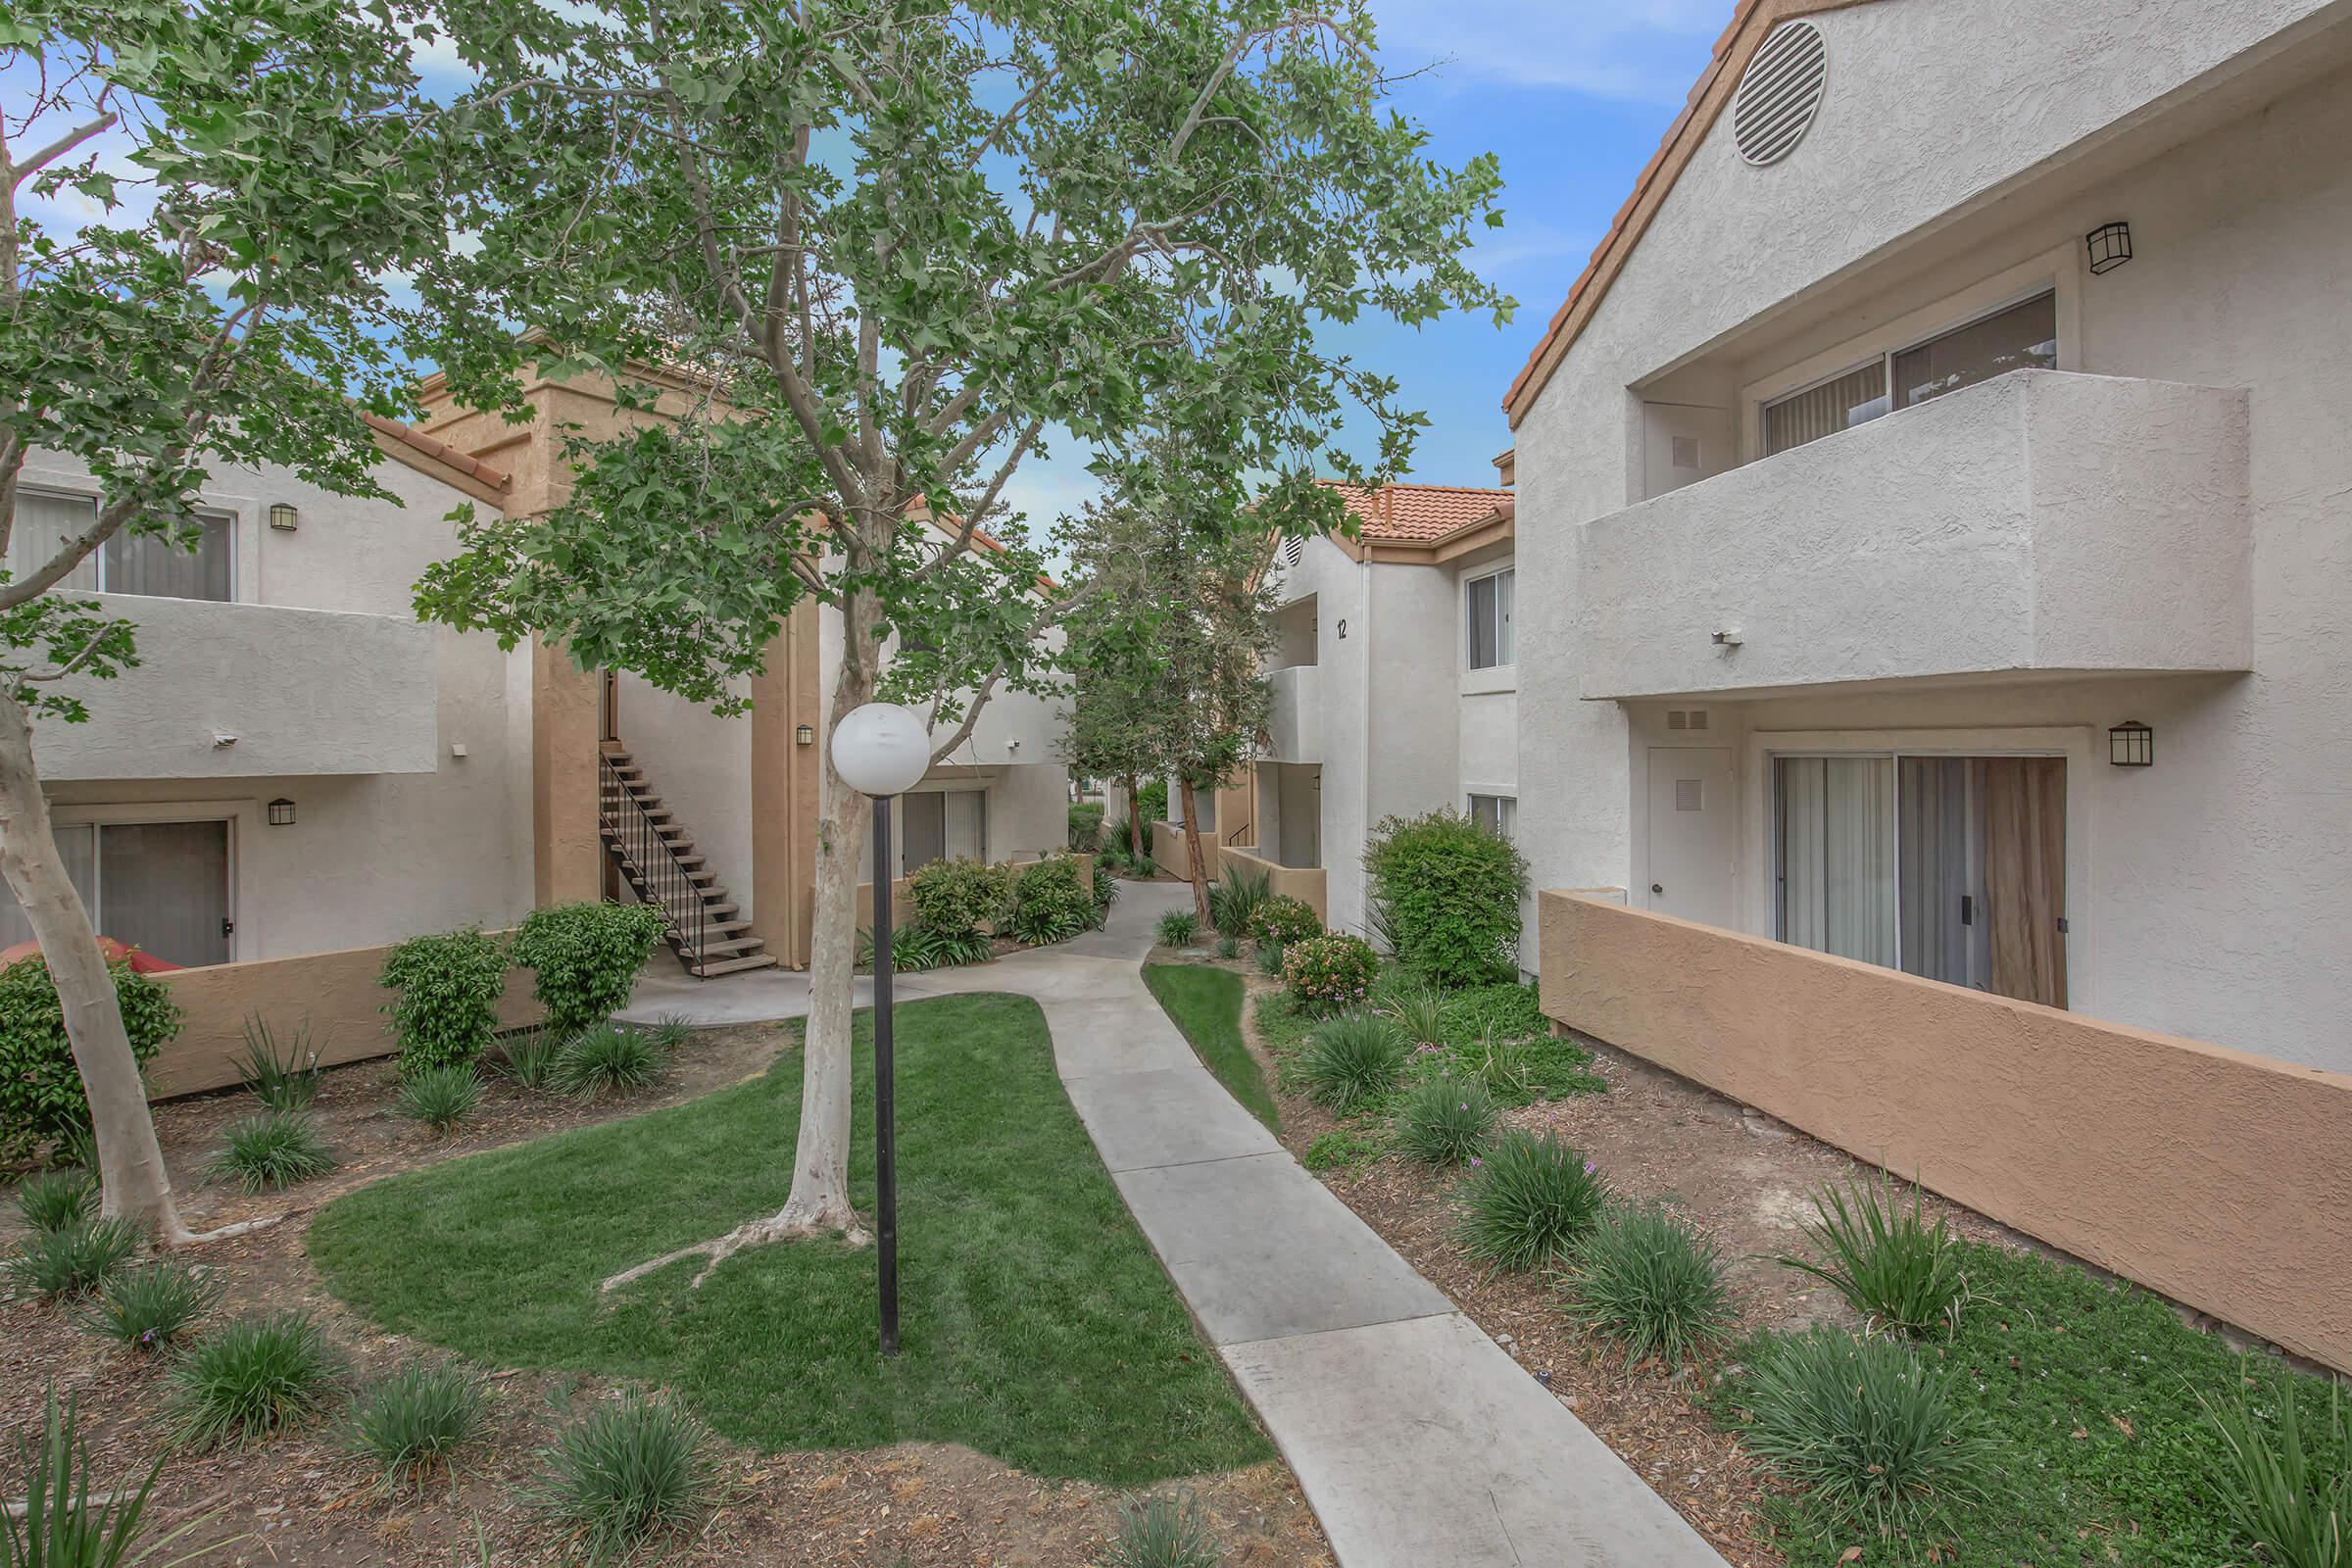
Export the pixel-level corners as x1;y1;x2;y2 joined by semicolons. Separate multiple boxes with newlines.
871;793;900;1358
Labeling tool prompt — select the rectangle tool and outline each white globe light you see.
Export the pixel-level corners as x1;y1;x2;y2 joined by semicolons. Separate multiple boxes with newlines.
830;702;931;797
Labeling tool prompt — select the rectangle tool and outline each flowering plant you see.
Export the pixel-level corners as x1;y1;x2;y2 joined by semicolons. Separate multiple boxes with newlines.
1282;933;1377;1014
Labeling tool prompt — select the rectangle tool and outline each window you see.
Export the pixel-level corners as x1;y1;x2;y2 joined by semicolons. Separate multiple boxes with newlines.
898;789;986;875
1466;567;1514;670
1468;793;1516;841
9;490;233;601
0;818;232;967
1763;291;2058;457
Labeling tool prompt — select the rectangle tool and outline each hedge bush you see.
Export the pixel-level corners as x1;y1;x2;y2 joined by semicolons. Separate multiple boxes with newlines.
0;957;181;1160
1135;778;1168;826
907;857;1013;937
1362;808;1529;987
511;902;669;1039
1246;895;1321;949
1282;932;1377;1014
379;927;510;1077
1009;857;1095;947
1067;802;1105;852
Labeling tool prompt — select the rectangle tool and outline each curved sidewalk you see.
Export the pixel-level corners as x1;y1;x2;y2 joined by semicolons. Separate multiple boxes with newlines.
624;882;1726;1568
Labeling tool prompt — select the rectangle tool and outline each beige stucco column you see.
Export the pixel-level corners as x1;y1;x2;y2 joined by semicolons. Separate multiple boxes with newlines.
752;601;823;967
532;637;604;906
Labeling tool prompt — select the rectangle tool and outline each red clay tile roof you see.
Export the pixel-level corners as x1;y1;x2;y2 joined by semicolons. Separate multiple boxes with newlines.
1321;480;1514;542
363;412;512;493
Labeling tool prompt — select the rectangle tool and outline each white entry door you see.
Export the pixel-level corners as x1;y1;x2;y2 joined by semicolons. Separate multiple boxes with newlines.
1645;747;1735;927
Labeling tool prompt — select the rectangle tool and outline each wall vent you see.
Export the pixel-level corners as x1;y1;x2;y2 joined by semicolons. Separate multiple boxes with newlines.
1665;709;1711;732
1282;534;1304;568
1732;21;1828;168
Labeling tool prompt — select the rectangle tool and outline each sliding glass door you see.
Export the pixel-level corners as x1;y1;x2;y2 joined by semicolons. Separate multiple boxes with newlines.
0;818;231;967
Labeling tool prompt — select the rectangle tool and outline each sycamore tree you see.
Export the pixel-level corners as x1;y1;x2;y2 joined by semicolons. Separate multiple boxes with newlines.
411;0;1508;1282
0;0;448;1237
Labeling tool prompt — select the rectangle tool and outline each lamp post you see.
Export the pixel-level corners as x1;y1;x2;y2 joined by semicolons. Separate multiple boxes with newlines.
828;702;932;1357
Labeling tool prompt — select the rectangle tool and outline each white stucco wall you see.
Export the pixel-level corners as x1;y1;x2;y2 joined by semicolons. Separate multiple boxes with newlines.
614;673;755;918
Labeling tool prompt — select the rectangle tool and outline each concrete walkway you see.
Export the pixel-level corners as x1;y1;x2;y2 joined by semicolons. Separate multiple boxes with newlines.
623;881;1726;1568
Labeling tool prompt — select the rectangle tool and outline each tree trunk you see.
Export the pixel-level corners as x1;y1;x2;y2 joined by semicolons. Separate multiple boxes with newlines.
0;688;186;1237
1123;774;1144;859
1179;777;1211;928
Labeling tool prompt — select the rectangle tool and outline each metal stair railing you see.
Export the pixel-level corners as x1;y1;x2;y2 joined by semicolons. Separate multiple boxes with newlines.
598;751;709;968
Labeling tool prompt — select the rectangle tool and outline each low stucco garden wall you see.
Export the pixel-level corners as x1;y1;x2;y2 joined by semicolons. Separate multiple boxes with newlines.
1217;845;1328;923
1538;890;2352;1374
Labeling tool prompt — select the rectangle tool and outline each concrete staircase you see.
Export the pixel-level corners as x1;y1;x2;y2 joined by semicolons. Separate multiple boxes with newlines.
597;745;775;978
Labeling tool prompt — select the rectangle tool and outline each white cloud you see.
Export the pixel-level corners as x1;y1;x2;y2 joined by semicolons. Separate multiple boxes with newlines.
1373;0;1725;104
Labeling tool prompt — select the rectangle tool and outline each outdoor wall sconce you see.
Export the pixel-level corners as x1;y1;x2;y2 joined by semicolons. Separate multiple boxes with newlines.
1336;618;1348;640
267;798;297;826
2085;220;2132;274
795;723;815;747
2108;720;2154;767
269;503;300;531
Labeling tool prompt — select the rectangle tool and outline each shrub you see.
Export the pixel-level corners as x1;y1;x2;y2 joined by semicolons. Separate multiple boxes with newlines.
2;1391;168;1568
1781;1172;1968;1337
0;957;180;1160
1562;1207;1734;1365
553;1023;663;1098
380;927;510;1076
494;1027;564;1091
1736;1327;1993;1540
1439;980;1546;1045
17;1169;96;1235
208;1111;336;1193
1068;801;1106;852
6;1217;144;1298
1456;1130;1608;1273
233;1014;323;1112
1213;935;1240;959
535;1392;716;1564
79;1256;222;1351
1009;857;1095;947
1107;1489;1221;1568
1297;1013;1407;1114
907;856;1013;936
1282;932;1376;1014
396;1064;483;1134
1382;984;1446;1048
1246;895;1321;950
1361;808;1529;987
1155;909;1200;948
168;1310;343;1448
511;902;668;1040
348;1361;486;1484
1206;865;1271;936
1135;777;1168;827
1392;1075;1496;1166
1090;864;1120;928
2200;1358;2352;1568
1302;1125;1388;1173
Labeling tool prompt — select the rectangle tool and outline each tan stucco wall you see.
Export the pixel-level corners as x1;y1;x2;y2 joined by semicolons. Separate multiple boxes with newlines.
1219;846;1328;923
531;638;603;906
1537;890;2352;1373
1152;820;1220;882
753;601;824;967
150;941;543;1099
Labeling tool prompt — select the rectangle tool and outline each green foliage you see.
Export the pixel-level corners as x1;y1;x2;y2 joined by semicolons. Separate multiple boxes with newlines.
1108;1490;1221;1568
552;1024;664;1098
0;959;179;1160
1382;984;1447;1048
168;1311;343;1449
348;1362;486;1485
1362;809;1530;987
1281;932;1377;1014
908;857;1014;937
511;902;668;1040
1155;910;1200;948
1781;1173;1969;1337
1246;895;1321;950
1009;857;1095;948
6;1217;143;1298
1561;1207;1733;1366
1212;934;1239;959
47;1123;96;1175
1206;865;1271;936
1136;780;1170;829
379;928;510;1077
1298;1013;1407;1114
16;1169;96;1234
1735;1328;1994;1543
78;1257;221;1352
647;1014;695;1053
1253;938;1286;977
396;1065;484;1134
1068;802;1106;853
1302;1125;1388;1173
2201;1361;2351;1568
1455;1130;1607;1274
872;922;996;972
207;1110;335;1193
534;1393;717;1565
1;1391;171;1568
1090;864;1121;928
1437;980;1547;1045
1392;1076;1497;1167
233;1015;322;1111
493;1028;564;1091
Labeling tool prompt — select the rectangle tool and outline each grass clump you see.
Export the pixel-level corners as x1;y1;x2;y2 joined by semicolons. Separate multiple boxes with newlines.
348;1361;486;1485
1560;1206;1733;1366
494;1027;564;1090
1155;909;1199;948
552;1023;664;1099
1456;1130;1607;1273
535;1392;716;1564
1382;984;1446;1049
1206;865;1270;938
646;1013;695;1053
397;1063;484;1133
1734;1326;1993;1543
168;1310;342;1447
233;1014;322;1110
1144;965;1278;1132
1302;1125;1387;1174
1212;934;1240;960
79;1257;221;1351
1252;939;1285;977
1297;1012;1407;1114
1392;1075;1495;1166
1781;1172;1967;1337
2;1390;173;1568
16;1169;96;1235
207;1109;336;1193
2201;1360;2351;1568
1107;1489;1221;1568
6;1216;144;1298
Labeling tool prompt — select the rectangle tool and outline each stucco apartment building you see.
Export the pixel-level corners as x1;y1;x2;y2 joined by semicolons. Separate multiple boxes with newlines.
1;371;1070;982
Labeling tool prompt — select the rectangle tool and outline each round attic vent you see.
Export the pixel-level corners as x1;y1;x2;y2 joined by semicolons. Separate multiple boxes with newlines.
1732;20;1828;167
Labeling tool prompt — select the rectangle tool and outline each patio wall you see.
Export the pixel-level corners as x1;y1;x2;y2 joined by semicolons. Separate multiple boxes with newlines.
1217;845;1328;923
1152;821;1223;882
1538;890;2352;1373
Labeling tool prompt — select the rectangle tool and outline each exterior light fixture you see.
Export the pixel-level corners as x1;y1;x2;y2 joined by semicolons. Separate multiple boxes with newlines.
269;503;300;531
828;701;932;1359
2085;220;2132;275
267;798;297;826
2108;720;2153;767
795;723;814;747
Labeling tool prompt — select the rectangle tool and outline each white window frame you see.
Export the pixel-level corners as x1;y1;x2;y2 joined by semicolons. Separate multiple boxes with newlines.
1466;791;1517;842
1463;564;1514;672
16;485;240;603
896;785;989;877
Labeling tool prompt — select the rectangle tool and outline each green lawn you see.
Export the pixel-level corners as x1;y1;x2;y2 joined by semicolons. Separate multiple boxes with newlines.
1144;963;1280;1132
309;994;1269;1485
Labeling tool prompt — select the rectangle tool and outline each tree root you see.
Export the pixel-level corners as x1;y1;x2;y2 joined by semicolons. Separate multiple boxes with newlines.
598;1208;869;1295
166;1213;286;1246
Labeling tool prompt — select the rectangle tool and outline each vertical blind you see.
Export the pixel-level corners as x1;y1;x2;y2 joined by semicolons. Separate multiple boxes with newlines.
6;492;231;601
1764;364;1888;456
1775;756;1897;968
